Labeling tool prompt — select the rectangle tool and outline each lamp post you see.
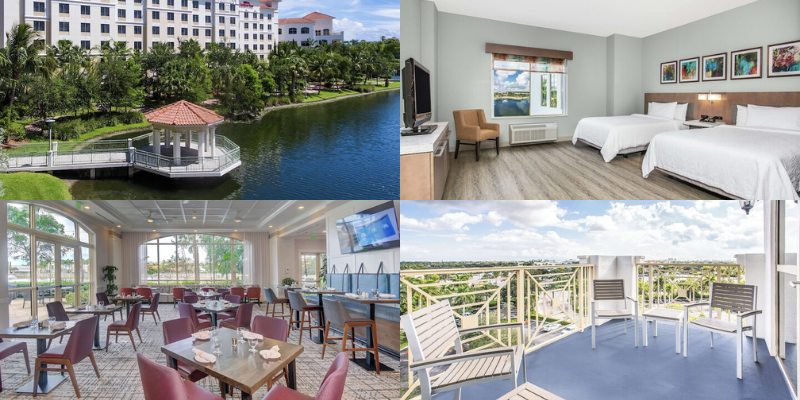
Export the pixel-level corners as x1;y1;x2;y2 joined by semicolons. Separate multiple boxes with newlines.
45;118;55;151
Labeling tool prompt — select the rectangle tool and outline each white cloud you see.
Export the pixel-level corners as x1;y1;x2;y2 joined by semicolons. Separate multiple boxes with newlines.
400;212;483;232
372;8;399;19
333;17;399;41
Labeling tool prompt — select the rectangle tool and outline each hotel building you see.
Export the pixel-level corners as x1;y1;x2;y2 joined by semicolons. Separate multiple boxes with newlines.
278;11;343;46
0;0;280;58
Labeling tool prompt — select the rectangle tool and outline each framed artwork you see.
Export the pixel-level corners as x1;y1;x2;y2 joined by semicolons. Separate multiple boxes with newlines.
702;53;727;81
679;57;699;82
660;61;677;84
767;40;800;78
731;47;762;79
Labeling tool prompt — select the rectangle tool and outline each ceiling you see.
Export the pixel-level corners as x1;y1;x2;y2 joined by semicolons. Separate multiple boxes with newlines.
432;0;757;38
77;200;346;238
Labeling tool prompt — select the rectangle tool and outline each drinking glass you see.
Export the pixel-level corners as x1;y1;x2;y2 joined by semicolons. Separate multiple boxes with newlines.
48;316;56;332
31;317;39;331
248;337;258;353
238;327;247;343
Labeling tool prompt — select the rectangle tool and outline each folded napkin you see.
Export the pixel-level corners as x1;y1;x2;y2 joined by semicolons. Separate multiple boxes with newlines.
259;345;281;360
192;331;211;340
242;332;263;340
345;293;359;299
192;348;217;363
378;293;396;299
50;321;67;330
13;320;32;329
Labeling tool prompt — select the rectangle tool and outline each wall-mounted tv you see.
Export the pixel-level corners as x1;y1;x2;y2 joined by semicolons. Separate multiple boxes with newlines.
336;201;400;254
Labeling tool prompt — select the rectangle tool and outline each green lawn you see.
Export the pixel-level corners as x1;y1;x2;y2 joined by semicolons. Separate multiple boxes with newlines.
0;172;72;200
77;121;152;141
302;89;360;103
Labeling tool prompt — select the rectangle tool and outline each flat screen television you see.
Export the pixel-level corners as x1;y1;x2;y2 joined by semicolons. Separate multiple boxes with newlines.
336;202;400;254
402;58;433;135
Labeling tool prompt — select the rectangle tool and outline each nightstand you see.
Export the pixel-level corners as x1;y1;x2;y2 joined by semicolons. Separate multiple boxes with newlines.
683;120;725;129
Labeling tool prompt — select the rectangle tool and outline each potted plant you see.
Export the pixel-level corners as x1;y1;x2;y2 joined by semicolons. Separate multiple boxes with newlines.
103;265;118;296
281;277;297;287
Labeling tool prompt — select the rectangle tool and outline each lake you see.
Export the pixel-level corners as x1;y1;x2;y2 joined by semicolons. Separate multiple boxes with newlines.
68;90;399;199
493;98;530;117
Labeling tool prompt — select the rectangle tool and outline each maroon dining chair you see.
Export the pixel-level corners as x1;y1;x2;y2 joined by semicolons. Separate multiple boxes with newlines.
162;318;208;383
252;316;291;390
263;353;350;400
217;288;230;296
178;303;212;332
0;338;30;393
229;287;245;298
135;287;153;304
245;286;262;306
219;294;241;320
183;293;199;304
220;302;254;330
106;302;143;352
45;301;72;347
200;287;214;292
141;292;162;323
120;288;135;296
97;292;123;320
172;287;186;308
137;354;223;400
33;316;100;397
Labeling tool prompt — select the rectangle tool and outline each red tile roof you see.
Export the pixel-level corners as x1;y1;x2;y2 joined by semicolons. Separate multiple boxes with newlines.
303;11;334;20
144;100;224;126
279;17;313;24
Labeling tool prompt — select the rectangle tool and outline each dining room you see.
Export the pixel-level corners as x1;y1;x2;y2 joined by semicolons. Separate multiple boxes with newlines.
0;200;401;399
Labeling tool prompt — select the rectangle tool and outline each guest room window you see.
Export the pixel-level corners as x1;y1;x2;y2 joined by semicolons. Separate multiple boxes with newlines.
491;53;567;118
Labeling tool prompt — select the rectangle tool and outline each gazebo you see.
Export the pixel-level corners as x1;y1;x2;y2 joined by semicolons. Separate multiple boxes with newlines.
144;100;225;165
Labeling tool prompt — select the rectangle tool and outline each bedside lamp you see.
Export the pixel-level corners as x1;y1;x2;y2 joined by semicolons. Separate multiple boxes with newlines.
697;91;722;102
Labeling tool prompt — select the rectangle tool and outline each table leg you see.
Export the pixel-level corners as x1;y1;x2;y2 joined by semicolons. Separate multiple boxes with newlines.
287;359;297;389
315;294;325;344
211;311;218;327
93;315;102;350
365;304;376;370
126;301;131;315
15;338;67;394
167;355;177;369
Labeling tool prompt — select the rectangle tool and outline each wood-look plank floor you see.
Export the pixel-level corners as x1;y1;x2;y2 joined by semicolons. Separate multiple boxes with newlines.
442;141;724;200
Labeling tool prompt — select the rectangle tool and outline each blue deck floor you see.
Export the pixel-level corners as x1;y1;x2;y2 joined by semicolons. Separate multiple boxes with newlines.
434;320;792;400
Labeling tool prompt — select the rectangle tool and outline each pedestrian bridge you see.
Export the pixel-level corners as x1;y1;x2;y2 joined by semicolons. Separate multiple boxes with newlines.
1;133;241;178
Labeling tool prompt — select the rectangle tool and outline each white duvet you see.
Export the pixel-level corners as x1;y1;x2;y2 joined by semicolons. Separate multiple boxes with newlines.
642;125;800;200
572;114;684;162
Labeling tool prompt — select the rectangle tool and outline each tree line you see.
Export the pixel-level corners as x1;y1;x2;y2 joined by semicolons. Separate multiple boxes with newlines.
0;23;400;133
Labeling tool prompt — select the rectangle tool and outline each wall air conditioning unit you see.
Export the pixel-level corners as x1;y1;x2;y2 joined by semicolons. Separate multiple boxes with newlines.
509;123;557;145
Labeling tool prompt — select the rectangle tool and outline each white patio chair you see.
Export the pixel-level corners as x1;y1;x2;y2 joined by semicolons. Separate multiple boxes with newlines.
401;300;526;400
683;282;762;379
591;279;639;349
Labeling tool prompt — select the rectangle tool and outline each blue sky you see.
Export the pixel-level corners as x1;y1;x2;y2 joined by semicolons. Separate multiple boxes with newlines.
280;0;399;41
400;201;789;262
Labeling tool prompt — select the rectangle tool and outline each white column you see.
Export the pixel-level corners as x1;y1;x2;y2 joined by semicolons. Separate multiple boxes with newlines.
211;127;216;157
202;126;209;154
185;130;191;149
172;131;181;164
154;129;162;155
199;128;206;156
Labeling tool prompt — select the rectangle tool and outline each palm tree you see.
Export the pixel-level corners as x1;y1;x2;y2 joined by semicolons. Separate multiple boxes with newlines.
2;23;48;108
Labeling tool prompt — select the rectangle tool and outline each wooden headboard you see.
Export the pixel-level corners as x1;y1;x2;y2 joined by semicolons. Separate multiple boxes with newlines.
644;92;800;124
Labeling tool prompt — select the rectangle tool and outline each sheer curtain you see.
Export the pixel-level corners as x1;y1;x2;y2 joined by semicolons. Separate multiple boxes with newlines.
242;232;269;287
120;231;158;287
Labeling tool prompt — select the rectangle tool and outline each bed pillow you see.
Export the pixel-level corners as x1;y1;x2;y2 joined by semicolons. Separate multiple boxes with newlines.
745;104;800;131
673;103;688;121
648;102;677;119
736;105;748;126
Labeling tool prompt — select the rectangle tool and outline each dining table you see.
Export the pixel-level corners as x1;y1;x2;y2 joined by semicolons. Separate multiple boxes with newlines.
67;304;123;350
300;289;345;344
192;300;239;327
197;290;222;300
0;321;77;394
161;326;304;400
336;294;400;372
111;294;144;315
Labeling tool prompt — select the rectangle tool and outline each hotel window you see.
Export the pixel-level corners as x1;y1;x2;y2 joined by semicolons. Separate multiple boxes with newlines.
143;235;246;285
219;29;224;36
288;28;296;34
167;27;174;35
134;10;142;18
181;14;187;21
33;21;45;31
267;44;272;50
244;23;248;29
81;23;90;33
59;3;69;13
244;44;248;50
244;12;249;18
323;29;329;35
118;9;125;18
181;27;187;35
167;12;174;20
181;0;188;6
134;41;142;50
33;2;45;12
205;43;210;49
244;33;248;39
81;40;90;49
134;25;142;34
6;203;95;325
101;7;109;16
491;52;568;117
167;42;174;48
193;1;198;8
80;5;90;15
192;28;198;36
205;29;211;36
230;4;235;11
219;16;224;23
101;24;109;33
152;0;158;4
229;29;235;36
229;43;235;49
301;27;309;34
278;28;281;34
315;30;320;36
267;13;271;20
152;11;159;19
167;0;174;5
193;15;198;22
205;2;210;9
118;25;126;34
229;17;235;24
218;3;223;10
152;26;160;34
101;40;109;48
205;16;210;23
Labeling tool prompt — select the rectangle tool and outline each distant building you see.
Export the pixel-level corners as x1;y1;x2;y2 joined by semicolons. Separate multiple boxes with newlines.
278;11;342;46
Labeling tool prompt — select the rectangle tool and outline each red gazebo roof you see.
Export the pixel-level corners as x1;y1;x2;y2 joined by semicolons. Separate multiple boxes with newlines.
144;100;224;126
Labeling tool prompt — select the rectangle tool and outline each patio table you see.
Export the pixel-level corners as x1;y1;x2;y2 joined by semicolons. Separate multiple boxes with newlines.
0;321;77;394
67;305;124;350
498;382;565;400
161;326;303;400
300;289;344;344
335;294;399;372
642;307;684;353
193;301;239;327
111;295;144;315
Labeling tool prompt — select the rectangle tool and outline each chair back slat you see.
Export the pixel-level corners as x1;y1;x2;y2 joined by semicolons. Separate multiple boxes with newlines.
593;279;625;301
710;283;756;313
402;300;460;362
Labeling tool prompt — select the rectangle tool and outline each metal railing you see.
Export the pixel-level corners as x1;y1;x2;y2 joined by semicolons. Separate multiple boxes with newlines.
400;264;594;399
636;261;744;314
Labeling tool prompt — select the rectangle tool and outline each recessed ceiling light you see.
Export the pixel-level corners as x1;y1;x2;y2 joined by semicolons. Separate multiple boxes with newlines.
193;229;198;233
234;219;242;223
82;205;90;210
234;229;239;232
192;215;197;220
152;229;157;232
268;225;273;228
297;206;304;210
116;225;122;228
147;218;154;223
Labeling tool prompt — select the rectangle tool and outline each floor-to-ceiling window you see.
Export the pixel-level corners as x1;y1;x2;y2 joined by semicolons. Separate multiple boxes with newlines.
300;252;326;287
6;203;94;324
144;234;245;285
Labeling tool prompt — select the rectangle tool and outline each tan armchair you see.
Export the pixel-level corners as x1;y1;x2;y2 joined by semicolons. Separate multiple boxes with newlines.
452;109;500;161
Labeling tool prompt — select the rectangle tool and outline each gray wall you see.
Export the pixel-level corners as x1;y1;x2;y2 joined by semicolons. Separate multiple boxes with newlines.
642;0;800;93
436;12;608;144
400;0;439;121
607;35;644;115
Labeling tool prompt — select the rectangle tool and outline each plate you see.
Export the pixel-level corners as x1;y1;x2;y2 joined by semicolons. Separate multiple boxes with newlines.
194;354;216;363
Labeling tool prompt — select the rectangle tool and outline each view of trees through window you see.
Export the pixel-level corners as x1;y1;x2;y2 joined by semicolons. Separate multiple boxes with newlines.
145;234;245;285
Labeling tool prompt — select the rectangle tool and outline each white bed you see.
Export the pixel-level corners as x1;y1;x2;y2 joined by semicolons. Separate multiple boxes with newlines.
642;125;800;199
572;114;686;162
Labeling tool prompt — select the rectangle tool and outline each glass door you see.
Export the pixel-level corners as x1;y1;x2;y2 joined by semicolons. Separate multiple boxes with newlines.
60;245;78;308
35;240;56;320
778;200;799;397
301;253;321;288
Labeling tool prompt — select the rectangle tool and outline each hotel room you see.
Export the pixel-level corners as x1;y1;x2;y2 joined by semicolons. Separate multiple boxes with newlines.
399;0;800;200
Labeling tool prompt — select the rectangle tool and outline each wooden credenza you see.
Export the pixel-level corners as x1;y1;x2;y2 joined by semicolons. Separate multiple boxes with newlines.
400;122;450;200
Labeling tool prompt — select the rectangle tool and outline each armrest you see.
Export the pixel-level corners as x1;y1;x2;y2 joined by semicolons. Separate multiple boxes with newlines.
457;125;481;141
409;347;515;371
459;322;523;335
625;296;638;304
683;301;709;309
738;309;762;318
482;122;501;132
